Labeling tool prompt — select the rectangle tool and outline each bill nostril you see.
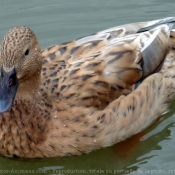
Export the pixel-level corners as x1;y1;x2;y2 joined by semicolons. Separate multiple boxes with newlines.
8;78;13;87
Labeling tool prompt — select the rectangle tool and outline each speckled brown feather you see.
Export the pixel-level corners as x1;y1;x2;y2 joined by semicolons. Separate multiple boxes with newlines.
0;18;175;158
41;24;170;109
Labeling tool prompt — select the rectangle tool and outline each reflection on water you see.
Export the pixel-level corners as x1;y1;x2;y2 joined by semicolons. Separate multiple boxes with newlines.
0;0;175;175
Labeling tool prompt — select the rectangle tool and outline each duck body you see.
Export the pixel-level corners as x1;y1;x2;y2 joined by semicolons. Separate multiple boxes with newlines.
0;18;175;158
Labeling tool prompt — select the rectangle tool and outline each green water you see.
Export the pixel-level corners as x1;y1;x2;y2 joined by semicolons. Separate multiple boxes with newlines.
0;0;175;175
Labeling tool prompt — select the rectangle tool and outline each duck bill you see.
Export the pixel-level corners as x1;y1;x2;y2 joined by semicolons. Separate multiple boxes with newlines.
0;67;18;113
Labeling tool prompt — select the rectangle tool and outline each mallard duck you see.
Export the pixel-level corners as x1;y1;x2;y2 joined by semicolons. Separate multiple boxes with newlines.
0;17;175;158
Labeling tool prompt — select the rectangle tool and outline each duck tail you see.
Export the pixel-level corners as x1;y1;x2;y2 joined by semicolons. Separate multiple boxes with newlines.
134;17;175;89
137;17;175;33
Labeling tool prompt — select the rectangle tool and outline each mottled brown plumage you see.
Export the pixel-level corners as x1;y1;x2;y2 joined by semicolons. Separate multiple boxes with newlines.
0;18;175;158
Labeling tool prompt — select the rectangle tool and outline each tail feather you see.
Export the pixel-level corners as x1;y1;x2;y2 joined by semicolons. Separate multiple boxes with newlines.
137;17;175;33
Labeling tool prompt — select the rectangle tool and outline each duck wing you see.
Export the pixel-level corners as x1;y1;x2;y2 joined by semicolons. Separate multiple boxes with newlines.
42;20;174;109
41;17;175;85
41;17;175;65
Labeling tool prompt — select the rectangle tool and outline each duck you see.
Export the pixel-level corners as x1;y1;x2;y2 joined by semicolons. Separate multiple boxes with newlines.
0;17;175;158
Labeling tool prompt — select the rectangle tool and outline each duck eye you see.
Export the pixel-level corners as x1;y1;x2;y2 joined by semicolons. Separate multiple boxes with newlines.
25;49;29;56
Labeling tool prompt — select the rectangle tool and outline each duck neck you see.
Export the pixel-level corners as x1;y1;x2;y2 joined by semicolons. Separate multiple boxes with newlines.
16;70;41;100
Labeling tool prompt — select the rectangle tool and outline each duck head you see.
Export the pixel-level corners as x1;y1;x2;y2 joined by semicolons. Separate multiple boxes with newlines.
0;26;42;113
